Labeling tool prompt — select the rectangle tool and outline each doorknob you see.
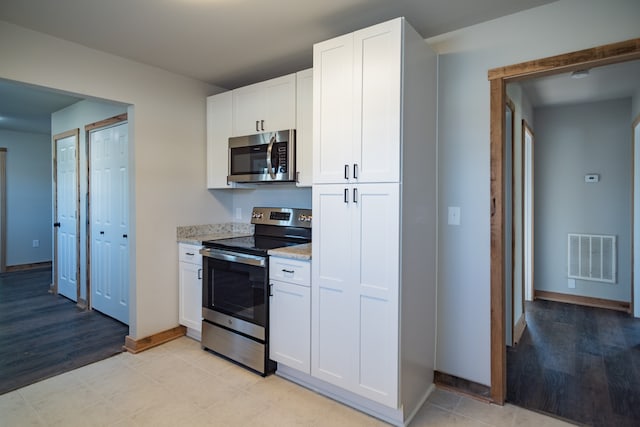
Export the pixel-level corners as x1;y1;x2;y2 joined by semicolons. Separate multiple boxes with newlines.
123;234;128;239
53;222;61;228
100;231;105;235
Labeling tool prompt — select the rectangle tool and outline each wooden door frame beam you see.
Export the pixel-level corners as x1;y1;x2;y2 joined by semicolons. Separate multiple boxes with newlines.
488;37;640;404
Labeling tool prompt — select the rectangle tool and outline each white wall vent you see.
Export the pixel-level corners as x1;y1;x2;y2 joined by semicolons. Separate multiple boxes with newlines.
568;233;616;283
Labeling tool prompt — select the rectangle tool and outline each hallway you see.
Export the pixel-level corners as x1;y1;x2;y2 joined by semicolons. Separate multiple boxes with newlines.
0;267;128;395
507;299;640;426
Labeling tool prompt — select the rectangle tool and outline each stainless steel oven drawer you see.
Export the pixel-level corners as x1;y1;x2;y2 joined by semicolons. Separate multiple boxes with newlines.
201;321;266;374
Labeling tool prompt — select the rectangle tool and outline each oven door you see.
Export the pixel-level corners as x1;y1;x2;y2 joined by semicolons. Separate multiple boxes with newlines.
201;248;268;336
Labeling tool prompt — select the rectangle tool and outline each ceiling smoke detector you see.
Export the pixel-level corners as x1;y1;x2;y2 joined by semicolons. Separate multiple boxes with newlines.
570;69;590;79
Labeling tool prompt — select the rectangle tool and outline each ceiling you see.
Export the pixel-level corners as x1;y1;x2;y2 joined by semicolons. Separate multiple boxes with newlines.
0;80;83;134
0;0;557;89
517;60;640;108
0;0;637;135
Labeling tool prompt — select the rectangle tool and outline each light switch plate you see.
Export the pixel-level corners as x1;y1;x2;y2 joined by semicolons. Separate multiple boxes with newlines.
448;207;461;226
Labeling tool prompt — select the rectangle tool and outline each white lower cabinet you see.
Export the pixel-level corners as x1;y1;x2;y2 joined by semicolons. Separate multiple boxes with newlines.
178;243;202;339
269;256;311;374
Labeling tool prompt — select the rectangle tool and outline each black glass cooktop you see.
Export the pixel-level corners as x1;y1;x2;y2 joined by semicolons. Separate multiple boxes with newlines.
203;235;306;257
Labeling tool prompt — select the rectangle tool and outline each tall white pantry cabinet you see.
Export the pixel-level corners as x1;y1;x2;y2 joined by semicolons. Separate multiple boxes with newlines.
287;17;437;426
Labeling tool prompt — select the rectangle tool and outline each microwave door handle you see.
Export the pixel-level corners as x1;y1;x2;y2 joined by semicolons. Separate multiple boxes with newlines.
266;134;276;179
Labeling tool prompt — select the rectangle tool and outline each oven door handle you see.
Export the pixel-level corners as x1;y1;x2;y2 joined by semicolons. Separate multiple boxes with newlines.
199;248;266;267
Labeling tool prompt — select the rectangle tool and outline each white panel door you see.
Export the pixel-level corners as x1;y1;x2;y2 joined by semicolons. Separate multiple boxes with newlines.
354;183;399;406
90;122;129;324
270;280;311;373
179;261;202;332
56;134;78;301
232;83;264;136
206;91;233;189
353;19;402;183
313;33;354;184
312;184;357;388
263;74;296;132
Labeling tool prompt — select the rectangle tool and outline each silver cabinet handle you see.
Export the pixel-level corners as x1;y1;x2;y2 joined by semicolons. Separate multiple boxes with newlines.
282;269;295;274
261;120;265;131
353;163;358;179
256;120;259;132
344;164;349;180
185;252;194;256
344;188;349;203
353;187;358;203
197;268;202;280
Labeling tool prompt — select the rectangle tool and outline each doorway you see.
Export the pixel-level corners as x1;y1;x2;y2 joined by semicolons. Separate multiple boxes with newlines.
488;38;640;404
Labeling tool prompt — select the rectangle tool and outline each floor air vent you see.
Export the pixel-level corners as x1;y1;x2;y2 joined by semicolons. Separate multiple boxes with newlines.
568;233;616;283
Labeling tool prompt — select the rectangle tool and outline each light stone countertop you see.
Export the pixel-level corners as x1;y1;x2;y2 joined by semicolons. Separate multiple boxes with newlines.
176;222;253;245
268;243;312;261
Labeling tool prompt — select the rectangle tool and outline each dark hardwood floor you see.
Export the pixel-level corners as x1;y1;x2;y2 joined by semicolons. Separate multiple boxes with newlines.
507;299;640;427
0;267;128;395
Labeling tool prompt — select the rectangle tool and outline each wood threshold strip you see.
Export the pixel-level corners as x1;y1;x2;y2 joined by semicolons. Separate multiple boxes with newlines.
6;261;52;272
123;326;186;354
434;371;491;403
535;290;630;313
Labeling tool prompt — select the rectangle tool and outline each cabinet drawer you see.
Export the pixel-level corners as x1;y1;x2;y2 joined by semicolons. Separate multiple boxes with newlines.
270;257;310;286
179;243;202;265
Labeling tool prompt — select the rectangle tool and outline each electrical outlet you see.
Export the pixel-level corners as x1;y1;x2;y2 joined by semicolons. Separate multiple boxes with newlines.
32;240;39;248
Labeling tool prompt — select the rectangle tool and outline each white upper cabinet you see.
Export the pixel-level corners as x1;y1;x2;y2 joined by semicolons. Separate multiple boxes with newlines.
232;73;296;136
313;19;402;184
206;91;234;189
295;68;313;187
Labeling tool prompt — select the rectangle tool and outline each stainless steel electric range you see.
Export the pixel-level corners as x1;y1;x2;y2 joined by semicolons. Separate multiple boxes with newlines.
199;207;312;375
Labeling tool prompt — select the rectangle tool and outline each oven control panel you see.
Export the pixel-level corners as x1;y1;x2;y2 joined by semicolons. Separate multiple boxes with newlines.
251;207;312;228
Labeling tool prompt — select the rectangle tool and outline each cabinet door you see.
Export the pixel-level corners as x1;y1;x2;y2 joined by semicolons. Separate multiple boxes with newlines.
311;184;358;389
232;74;296;136
353;183;400;406
295;68;313;187
353;19;402;183
206;92;234;189
264;73;296;132
232;83;264;136
269;280;310;373
179;261;202;333
313;34;354;184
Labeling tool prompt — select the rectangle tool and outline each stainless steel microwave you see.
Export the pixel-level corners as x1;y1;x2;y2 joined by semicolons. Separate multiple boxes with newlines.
227;129;296;183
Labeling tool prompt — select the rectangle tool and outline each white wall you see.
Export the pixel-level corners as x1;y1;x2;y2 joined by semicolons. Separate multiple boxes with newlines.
227;186;311;222
0;129;52;265
51;99;129;300
428;0;640;385
0;20;230;338
535;98;632;302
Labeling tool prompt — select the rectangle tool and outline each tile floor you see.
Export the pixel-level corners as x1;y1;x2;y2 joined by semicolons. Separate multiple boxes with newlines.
0;337;575;427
